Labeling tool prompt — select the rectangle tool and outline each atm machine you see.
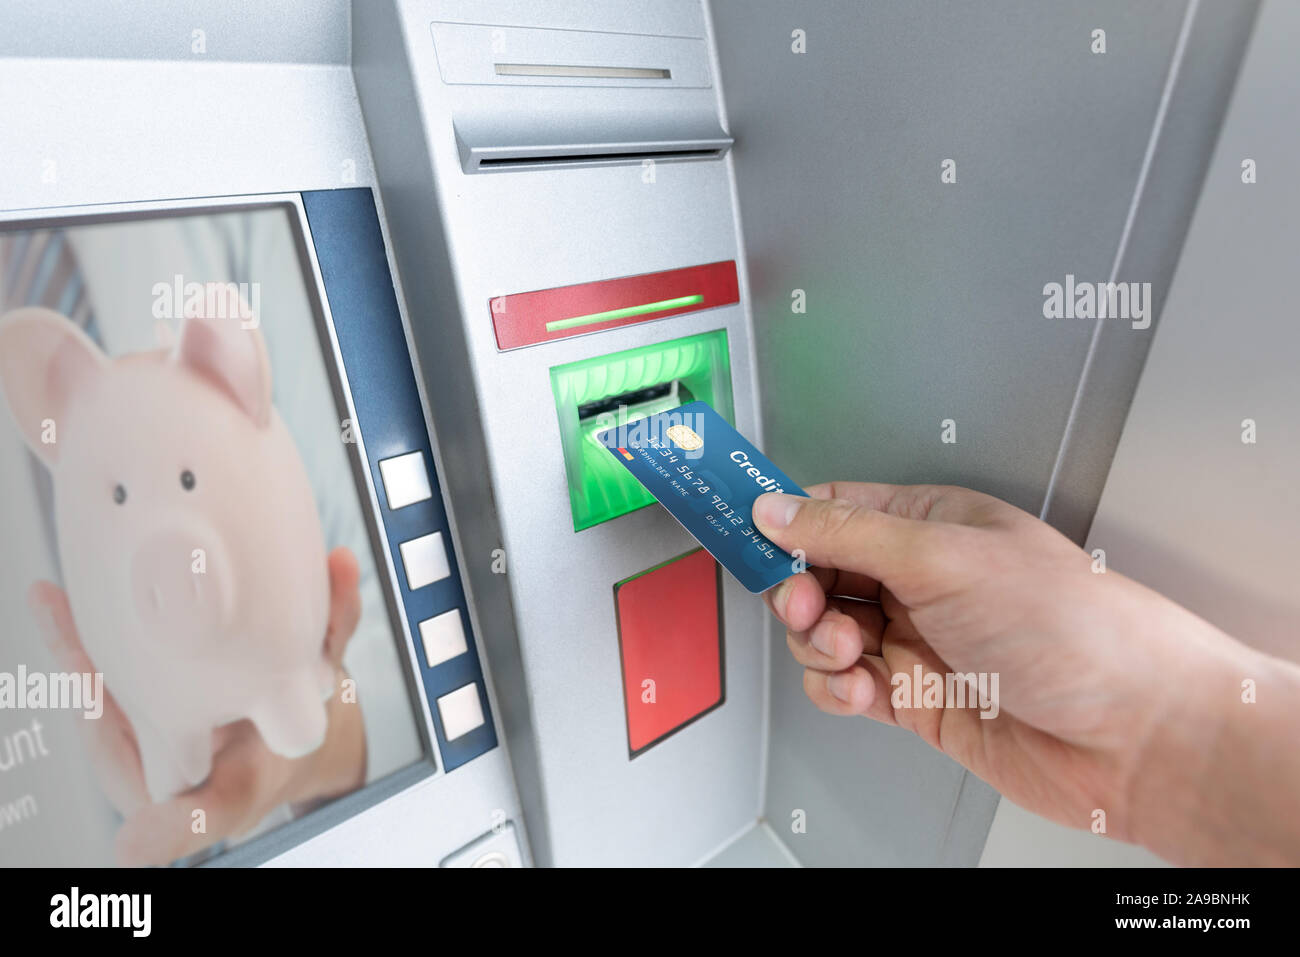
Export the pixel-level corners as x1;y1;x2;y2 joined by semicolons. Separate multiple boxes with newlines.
347;1;766;867
4;0;1255;870
0;0;770;868
340;0;766;866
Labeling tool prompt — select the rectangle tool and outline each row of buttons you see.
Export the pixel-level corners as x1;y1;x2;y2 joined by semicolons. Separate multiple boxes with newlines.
379;449;485;742
301;187;494;771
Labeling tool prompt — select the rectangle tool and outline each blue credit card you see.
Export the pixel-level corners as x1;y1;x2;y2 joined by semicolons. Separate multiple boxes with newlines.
596;400;808;593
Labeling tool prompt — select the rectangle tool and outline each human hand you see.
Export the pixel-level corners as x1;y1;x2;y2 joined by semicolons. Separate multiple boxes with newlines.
753;482;1299;863
31;546;368;866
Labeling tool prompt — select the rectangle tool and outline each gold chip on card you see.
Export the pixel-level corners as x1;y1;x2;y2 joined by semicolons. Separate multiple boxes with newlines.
665;424;703;450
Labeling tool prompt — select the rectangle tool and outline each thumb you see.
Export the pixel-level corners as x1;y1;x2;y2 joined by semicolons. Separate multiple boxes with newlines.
753;492;945;599
324;546;362;667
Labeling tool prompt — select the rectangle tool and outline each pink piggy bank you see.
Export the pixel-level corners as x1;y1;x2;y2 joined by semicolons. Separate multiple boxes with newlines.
0;300;333;802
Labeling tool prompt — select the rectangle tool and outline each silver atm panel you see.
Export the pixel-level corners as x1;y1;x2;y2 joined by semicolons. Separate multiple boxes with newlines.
354;0;768;865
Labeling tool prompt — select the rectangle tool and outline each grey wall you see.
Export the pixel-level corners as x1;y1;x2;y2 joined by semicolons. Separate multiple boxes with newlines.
988;0;1297;867
1088;0;1300;664
709;0;1258;865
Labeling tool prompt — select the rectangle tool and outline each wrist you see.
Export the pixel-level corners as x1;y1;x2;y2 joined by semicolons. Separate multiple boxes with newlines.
1126;633;1300;864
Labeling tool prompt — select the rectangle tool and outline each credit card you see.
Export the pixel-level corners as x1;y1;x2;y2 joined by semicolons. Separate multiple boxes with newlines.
596;400;808;593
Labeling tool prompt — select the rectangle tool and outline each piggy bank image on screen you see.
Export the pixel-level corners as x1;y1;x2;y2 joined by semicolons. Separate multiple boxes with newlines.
0;299;333;803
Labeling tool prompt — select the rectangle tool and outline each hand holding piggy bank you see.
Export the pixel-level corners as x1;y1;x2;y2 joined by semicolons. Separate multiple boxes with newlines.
0;293;334;802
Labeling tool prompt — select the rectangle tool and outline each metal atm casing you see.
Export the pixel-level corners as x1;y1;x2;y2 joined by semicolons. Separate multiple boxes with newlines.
354;0;767;866
0;0;765;868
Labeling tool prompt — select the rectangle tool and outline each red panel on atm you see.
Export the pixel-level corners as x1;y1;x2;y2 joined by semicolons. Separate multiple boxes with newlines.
489;260;739;350
614;548;724;756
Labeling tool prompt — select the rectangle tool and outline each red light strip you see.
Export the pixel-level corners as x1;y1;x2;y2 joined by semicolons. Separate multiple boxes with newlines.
488;260;739;350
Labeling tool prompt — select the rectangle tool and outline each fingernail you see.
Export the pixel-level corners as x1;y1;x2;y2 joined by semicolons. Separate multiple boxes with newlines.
810;621;837;658
770;579;793;617
754;492;803;530
826;672;854;703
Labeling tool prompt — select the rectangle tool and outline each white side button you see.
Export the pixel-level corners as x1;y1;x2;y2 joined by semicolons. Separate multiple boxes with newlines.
437;683;486;740
399;532;450;589
418;609;468;668
378;450;433;509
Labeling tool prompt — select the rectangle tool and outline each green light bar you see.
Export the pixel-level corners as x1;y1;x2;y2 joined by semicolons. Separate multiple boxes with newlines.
550;329;733;531
545;294;704;332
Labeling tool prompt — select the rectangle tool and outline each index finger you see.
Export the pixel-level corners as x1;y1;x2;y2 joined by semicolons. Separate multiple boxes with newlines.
804;481;906;509
805;481;962;523
754;493;953;605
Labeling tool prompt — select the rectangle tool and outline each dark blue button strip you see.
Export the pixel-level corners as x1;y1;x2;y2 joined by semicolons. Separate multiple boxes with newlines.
301;187;496;771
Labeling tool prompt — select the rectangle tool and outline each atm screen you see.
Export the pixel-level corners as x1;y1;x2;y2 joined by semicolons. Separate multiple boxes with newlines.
0;201;433;866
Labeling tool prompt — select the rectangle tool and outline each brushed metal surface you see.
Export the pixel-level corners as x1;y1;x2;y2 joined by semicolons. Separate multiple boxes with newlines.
709;0;1254;866
355;0;767;866
1088;0;1299;663
0;0;351;63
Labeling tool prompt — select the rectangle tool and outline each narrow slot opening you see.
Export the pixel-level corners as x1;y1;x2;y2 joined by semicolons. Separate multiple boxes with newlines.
476;148;722;169
579;381;696;453
578;380;694;432
494;63;671;80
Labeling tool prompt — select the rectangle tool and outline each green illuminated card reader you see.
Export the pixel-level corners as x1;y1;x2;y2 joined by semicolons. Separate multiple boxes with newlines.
550;329;733;531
